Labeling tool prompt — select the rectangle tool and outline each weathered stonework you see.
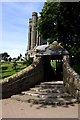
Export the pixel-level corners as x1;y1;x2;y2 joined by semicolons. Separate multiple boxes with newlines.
63;55;80;98
0;57;44;98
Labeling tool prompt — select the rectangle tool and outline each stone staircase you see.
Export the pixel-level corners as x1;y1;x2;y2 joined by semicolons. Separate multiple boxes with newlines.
11;81;77;107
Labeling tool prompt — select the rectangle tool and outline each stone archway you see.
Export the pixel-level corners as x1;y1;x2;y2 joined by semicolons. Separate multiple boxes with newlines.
41;55;63;81
34;41;69;82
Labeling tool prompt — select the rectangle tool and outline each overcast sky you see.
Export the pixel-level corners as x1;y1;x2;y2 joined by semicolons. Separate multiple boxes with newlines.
0;1;45;58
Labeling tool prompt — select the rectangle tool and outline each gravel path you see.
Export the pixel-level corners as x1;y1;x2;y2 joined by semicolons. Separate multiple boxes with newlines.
1;97;79;118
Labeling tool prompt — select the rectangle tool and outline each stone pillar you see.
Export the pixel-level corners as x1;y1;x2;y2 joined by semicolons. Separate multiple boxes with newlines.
36;30;40;46
38;16;41;46
37;31;41;46
28;18;32;50
31;12;37;49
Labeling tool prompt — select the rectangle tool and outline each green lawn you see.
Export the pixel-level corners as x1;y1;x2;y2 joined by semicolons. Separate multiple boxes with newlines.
50;60;56;70
0;61;28;80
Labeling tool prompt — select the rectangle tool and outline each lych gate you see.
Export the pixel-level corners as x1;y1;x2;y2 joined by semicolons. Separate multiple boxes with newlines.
34;41;69;82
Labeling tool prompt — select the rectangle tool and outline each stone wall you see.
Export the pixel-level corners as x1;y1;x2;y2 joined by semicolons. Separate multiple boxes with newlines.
0;57;44;99
1;54;80;99
63;55;80;99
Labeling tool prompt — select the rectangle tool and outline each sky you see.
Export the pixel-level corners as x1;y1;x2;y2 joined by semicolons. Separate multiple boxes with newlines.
0;1;46;58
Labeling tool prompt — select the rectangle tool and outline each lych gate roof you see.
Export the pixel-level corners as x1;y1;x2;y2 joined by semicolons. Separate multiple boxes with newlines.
36;45;49;51
35;41;69;56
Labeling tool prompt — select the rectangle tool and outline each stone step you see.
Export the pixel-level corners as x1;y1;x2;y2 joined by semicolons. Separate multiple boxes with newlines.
21;89;74;99
28;98;77;106
11;94;38;102
40;81;63;85
38;89;65;93
35;84;63;89
11;81;77;106
21;91;54;98
21;90;40;97
30;87;41;92
30;87;64;93
34;81;63;89
11;93;77;106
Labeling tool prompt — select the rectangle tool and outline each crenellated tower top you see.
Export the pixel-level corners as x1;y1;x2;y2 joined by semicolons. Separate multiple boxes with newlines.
32;12;37;16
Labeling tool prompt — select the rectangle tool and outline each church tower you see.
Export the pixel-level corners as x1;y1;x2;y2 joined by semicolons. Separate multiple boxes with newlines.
27;12;47;53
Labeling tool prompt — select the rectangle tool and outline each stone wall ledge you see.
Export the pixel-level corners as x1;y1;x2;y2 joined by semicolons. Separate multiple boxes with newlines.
63;55;80;98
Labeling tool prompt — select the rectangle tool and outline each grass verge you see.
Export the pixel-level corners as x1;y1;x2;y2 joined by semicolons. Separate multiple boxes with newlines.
0;61;28;80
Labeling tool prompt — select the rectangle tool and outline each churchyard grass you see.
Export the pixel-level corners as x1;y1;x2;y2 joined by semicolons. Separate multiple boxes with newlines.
50;60;80;75
0;61;27;80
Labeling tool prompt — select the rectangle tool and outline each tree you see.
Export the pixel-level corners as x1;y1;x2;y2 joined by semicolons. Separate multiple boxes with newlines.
0;52;10;61
17;56;20;61
8;57;12;62
20;54;22;58
37;2;60;41
38;2;80;63
12;61;17;70
59;2;80;47
59;2;80;63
